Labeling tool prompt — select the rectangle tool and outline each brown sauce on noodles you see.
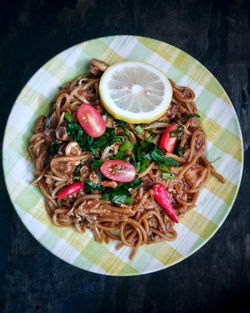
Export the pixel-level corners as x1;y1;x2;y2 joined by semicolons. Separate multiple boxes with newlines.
28;59;225;260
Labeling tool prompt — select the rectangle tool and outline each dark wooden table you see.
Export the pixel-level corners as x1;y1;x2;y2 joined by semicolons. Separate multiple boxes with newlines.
0;1;249;312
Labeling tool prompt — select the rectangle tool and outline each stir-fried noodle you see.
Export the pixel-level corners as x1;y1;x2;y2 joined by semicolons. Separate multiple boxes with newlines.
29;59;225;260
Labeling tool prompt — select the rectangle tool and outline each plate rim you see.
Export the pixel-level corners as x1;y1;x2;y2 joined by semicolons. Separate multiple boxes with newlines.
2;34;244;276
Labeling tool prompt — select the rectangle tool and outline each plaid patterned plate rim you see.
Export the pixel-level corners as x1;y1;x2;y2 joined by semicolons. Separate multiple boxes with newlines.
2;35;244;276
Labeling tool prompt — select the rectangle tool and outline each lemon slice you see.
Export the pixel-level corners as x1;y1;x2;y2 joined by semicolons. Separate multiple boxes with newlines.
99;61;173;124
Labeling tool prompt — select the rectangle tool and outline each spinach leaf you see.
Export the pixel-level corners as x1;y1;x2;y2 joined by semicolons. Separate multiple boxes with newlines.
110;150;124;160
140;140;151;150
73;165;82;181
174;146;184;157
110;193;128;204
49;142;61;156
102;193;110;200
91;160;106;180
116;177;142;193
143;146;180;166
92;128;124;149
181;113;200;123
103;110;113;118
67;123;124;155
174;143;188;157
126;177;143;189
67;123;88;148
124;197;134;204
92;160;104;170
116;120;132;136
109;189;134;204
90;147;98;157
84;180;105;193
74;164;82;176
101;177;142;204
130;153;141;172
112;177;142;201
136;145;143;161
131;142;155;171
139;159;151;172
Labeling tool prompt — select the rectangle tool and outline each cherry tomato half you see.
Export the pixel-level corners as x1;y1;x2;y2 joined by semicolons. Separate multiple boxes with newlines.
100;160;136;182
77;103;106;138
159;123;179;153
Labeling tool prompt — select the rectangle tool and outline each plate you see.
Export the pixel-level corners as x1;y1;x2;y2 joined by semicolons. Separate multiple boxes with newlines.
2;35;243;276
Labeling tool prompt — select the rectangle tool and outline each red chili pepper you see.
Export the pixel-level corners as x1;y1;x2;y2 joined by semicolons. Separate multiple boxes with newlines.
55;182;84;198
159;123;179;153
152;183;179;223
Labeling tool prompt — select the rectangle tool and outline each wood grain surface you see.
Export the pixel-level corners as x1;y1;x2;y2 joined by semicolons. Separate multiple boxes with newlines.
0;0;249;312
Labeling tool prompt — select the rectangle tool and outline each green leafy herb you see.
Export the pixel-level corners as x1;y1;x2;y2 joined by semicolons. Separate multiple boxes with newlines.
139;159;151;172
116;150;125;160
135;125;144;134
97;171;106;181
78;176;142;204
84;180;105;193
49;142;61;156
103;110;113;118
64;112;74;122
181;113;200;123
130;154;141;172
140;140;148;149
74;176;80;181
150;150;180;166
110;150;124;160
74;164;82;176
169;130;179;138
146;135;154;143
131;141;155;172
67;123;124;156
92;160;105;180
162;172;175;179
102;193;110;200
159;164;170;171
136;145;143;161
110;177;142;203
108;188;135;204
135;162;141;172
91;128;124;150
124;129;132;136
90;147;97;156
113;135;125;142
110;193;128;204
143;146;180;166
92;160;104;170
174;143;188;157
120;141;134;152
170;125;184;138
116;120;132;136
125;177;143;189
140;141;155;152
124;197;134;204
67;122;88;148
174;146;183;156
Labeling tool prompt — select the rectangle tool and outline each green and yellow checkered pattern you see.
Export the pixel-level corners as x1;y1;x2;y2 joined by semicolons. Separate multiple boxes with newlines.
3;35;243;276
